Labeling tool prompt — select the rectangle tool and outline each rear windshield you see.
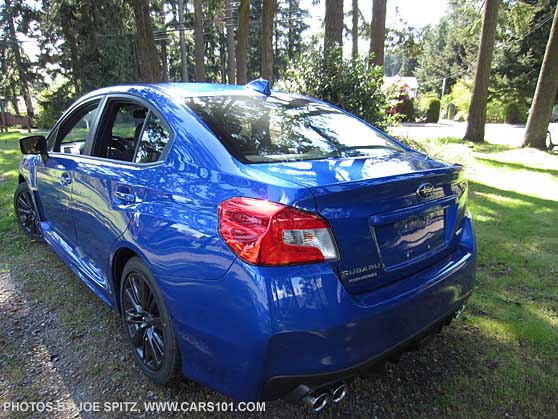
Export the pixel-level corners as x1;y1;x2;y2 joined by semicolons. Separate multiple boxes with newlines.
186;94;404;164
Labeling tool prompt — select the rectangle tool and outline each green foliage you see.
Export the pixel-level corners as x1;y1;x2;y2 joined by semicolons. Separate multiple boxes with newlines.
446;79;472;121
504;102;527;124
36;83;75;128
425;98;441;123
417;92;438;120
493;1;556;105
399;98;415;122
384;21;423;77
416;1;482;95
486;98;505;123
278;48;394;130
39;0;138;94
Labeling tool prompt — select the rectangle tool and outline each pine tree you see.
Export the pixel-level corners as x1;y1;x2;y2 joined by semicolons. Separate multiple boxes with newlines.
464;0;501;143
523;3;558;150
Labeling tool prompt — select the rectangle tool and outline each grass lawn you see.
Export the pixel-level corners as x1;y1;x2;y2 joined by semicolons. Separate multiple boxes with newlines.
0;129;557;417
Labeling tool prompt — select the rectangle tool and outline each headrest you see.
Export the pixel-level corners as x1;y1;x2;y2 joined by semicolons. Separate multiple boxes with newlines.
133;109;147;119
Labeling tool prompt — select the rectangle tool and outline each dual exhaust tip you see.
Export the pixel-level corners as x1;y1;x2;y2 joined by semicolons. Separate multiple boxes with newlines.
301;382;348;413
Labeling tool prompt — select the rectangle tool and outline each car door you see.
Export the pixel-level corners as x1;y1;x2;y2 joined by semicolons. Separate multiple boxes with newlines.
69;96;173;293
36;98;103;246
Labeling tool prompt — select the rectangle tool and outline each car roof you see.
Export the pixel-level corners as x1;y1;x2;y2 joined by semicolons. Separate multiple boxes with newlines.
78;82;278;102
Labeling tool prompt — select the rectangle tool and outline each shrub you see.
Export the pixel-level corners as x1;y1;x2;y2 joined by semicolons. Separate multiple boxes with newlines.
486;98;505;123
417;93;439;121
399;98;415;122
277;47;395;130
447;79;472;119
425;98;441;123
504;103;526;124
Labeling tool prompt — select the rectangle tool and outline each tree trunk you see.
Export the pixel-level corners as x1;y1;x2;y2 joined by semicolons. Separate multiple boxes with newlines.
324;0;343;51
369;0;386;67
161;38;169;82
288;0;294;59
132;0;161;82
523;4;558;150
220;32;227;83
178;0;189;81
5;0;34;118
10;82;20;116
261;0;277;83
464;0;501;143
194;0;205;82
236;0;249;84
352;0;358;59
225;0;236;83
0;97;8;133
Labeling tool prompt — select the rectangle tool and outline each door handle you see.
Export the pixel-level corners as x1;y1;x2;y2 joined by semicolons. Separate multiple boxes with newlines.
60;172;72;186
113;186;136;204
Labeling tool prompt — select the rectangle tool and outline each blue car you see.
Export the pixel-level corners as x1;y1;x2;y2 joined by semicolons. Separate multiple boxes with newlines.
15;80;476;411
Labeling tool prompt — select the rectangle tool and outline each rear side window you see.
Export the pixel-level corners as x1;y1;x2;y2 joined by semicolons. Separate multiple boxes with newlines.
134;112;171;164
185;94;403;163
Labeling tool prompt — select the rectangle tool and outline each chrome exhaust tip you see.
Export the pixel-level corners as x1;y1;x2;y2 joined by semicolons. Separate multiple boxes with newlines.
302;392;329;413
331;382;348;403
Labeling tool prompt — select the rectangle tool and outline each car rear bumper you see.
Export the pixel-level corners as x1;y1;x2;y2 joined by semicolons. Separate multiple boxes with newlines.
160;217;476;401
260;240;475;400
261;302;465;400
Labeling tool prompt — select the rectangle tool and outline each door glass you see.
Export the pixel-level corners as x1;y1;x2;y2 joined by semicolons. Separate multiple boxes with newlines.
55;102;100;154
134;113;171;164
100;102;147;161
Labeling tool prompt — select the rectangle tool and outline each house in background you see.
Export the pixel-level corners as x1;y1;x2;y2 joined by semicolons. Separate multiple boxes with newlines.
384;76;419;100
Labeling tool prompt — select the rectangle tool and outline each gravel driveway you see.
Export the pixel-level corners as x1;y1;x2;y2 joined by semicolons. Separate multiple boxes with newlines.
0;231;508;419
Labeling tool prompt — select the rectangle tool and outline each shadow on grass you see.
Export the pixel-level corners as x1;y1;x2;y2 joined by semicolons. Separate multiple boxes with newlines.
468;180;557;356
476;157;558;177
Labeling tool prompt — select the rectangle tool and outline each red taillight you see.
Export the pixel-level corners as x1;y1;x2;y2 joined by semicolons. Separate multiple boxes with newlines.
218;197;338;266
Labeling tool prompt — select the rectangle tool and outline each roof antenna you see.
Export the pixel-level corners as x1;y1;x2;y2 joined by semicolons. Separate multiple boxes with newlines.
245;79;271;96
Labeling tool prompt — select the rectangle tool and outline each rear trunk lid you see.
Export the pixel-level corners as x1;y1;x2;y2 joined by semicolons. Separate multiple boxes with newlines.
251;151;468;294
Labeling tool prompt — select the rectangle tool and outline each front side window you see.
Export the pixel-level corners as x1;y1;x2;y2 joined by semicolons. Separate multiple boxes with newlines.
185;94;404;163
54;101;101;154
134;113;171;164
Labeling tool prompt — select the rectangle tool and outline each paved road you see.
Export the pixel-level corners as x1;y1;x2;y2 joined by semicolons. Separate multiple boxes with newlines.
390;120;558;147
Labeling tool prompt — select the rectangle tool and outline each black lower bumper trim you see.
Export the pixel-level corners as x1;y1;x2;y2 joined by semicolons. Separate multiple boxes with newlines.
260;302;466;401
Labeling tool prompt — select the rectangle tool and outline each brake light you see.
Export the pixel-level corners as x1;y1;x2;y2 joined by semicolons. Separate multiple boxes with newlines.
218;197;338;265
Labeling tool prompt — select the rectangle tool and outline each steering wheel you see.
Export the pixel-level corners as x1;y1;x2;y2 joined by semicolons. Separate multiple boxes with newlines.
107;138;126;151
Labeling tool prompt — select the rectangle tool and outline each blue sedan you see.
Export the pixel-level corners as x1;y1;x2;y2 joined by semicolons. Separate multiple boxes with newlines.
15;80;476;411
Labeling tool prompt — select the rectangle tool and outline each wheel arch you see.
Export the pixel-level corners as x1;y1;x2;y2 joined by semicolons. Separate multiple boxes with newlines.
111;246;138;312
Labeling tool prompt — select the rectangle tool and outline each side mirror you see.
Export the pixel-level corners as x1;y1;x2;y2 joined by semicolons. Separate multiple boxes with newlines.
19;135;48;163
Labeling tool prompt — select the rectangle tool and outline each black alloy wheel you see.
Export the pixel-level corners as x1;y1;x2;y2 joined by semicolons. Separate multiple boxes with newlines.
14;182;42;240
120;257;180;384
122;272;166;370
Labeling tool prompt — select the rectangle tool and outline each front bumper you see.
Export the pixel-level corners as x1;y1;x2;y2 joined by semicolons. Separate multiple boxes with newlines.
160;217;476;401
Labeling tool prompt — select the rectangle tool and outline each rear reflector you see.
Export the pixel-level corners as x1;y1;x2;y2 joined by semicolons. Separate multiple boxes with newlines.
218;197;338;265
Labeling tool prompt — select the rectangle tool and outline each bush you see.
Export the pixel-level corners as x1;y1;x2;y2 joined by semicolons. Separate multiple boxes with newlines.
277;47;395;130
399;98;415;122
504;103;526;124
486;98;505;123
425;98;441;123
447;79;472;119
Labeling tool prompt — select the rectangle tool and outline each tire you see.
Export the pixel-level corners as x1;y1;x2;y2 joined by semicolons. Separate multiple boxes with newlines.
13;182;43;241
120;256;181;385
